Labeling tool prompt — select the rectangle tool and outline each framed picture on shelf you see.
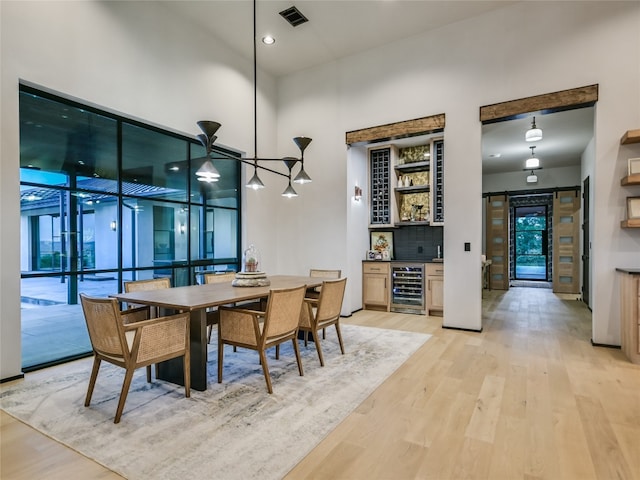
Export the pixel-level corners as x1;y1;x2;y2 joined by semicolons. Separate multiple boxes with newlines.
627;197;640;219
628;157;640;176
366;250;377;260
370;231;394;260
382;250;390;261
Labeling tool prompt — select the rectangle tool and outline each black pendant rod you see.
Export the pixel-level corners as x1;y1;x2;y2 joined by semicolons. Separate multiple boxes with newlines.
253;0;258;166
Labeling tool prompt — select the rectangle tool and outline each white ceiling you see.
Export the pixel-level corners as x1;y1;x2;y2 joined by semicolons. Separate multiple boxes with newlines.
482;107;595;175
161;0;517;78
162;0;594;175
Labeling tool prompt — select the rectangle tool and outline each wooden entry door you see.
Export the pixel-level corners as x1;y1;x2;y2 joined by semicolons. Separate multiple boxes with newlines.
553;190;581;294
486;195;510;290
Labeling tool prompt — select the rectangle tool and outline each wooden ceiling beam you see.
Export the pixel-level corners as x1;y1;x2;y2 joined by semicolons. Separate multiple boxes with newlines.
346;114;445;145
480;84;598;123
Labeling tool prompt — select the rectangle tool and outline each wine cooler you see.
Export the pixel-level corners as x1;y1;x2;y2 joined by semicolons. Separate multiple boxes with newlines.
391;263;425;314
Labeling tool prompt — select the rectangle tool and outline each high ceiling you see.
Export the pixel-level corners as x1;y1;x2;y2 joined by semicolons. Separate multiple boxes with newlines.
161;1;517;78
162;1;594;175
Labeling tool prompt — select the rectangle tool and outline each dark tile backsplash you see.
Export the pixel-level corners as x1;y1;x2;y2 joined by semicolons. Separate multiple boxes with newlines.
389;225;443;262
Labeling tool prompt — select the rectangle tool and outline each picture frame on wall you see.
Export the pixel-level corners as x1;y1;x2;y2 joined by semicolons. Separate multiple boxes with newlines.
370;231;394;260
627;197;640;219
628;157;640;176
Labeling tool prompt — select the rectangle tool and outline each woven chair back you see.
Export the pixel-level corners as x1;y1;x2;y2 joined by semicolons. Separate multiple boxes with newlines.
80;295;127;359
309;269;341;279
315;278;347;323
124;277;171;292
263;285;306;340
204;272;236;284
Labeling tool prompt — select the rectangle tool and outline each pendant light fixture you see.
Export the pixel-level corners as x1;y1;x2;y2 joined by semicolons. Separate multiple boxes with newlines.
524;146;541;184
195;121;221;183
525;146;540;169
195;0;311;196
525;116;543;142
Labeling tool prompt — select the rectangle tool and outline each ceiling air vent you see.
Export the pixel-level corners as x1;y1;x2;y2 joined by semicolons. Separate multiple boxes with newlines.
279;6;309;27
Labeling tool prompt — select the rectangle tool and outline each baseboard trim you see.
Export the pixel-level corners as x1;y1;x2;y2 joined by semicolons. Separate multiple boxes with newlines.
590;340;620;349
1;373;25;384
442;325;483;333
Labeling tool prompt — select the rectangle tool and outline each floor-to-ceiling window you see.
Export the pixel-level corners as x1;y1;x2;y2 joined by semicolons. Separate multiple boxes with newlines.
19;85;241;370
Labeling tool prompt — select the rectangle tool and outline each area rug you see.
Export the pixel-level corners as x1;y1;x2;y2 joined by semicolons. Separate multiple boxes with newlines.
1;324;430;480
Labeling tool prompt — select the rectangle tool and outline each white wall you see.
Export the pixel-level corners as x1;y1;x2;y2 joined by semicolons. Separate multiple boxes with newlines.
2;1;640;379
0;0;278;379
483;165;582;193
581;137;596;309
275;1;640;336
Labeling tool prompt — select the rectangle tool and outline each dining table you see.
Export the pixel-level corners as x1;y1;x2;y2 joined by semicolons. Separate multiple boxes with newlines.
111;275;323;391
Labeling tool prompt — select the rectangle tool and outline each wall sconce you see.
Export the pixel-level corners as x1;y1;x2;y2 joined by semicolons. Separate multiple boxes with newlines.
354;186;362;201
110;220;117;231
179;224;186;235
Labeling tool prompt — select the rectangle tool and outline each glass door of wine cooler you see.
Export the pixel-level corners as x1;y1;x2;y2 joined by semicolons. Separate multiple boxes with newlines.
391;263;425;314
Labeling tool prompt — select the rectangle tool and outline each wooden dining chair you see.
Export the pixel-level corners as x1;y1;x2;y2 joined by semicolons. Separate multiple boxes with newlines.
124;277;171;319
299;277;347;366
307;269;342;299
79;294;190;423
307;269;341;339
217;284;307;393
123;277;172;378
203;272;236;343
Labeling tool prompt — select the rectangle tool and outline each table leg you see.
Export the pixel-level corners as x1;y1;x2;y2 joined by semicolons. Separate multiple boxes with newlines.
157;309;208;391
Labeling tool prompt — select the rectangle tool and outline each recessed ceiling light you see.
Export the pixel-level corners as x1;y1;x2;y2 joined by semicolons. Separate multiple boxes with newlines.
262;35;275;45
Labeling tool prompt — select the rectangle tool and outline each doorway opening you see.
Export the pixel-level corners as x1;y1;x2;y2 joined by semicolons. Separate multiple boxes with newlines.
514;204;547;280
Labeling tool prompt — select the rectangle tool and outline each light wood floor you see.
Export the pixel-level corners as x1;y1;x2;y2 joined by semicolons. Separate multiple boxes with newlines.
2;287;639;480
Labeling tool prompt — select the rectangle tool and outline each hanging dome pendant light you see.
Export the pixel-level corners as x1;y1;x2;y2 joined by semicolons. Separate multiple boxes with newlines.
525;146;540;169
525;116;543;142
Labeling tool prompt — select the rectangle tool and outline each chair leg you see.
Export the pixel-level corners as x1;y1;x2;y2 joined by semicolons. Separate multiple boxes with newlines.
292;338;304;376
275;344;280;360
183;349;191;398
323;327;326;340
207;324;213;344
304;331;308;347
312;330;325;367
259;349;273;394
218;332;224;384
85;357;101;407
114;368;135;424
335;322;345;354
146;365;152;383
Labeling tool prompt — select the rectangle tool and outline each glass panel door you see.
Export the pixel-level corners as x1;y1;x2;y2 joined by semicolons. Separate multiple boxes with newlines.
514;205;547;280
